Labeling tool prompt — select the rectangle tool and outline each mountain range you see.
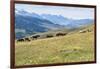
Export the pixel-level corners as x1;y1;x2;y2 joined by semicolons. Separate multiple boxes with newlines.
15;9;94;39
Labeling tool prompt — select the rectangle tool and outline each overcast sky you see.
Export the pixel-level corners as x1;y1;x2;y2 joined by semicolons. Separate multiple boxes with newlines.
15;3;94;19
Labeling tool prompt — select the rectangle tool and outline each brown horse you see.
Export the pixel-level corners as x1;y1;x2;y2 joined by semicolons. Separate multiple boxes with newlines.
24;37;31;41
46;35;53;38
31;35;40;40
56;33;67;36
17;38;24;42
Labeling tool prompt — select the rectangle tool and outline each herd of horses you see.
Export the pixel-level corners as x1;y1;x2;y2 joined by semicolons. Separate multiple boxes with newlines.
17;29;92;42
79;29;92;33
17;32;67;42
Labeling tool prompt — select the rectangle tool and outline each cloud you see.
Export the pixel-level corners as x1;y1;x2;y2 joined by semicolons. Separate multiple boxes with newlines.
15;3;94;19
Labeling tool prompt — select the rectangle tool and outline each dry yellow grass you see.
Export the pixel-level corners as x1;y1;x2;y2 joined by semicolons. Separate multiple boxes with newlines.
15;25;95;66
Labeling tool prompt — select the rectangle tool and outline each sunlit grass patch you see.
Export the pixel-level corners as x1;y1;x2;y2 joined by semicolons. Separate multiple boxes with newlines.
15;25;94;66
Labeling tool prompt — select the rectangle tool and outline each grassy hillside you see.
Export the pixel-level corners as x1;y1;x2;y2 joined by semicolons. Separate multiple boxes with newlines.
15;25;95;66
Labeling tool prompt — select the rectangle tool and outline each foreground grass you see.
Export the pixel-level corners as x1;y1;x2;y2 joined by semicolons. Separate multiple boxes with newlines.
15;28;94;66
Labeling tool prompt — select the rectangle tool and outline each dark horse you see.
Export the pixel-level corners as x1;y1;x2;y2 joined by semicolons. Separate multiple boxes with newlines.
56;33;67;36
31;35;40;39
17;38;24;42
46;35;53;38
24;37;30;41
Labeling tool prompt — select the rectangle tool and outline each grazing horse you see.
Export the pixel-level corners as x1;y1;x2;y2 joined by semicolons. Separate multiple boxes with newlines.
87;29;92;32
17;38;24;42
46;35;53;38
31;35;40;40
56;33;67;36
24;37;30;41
79;30;87;33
